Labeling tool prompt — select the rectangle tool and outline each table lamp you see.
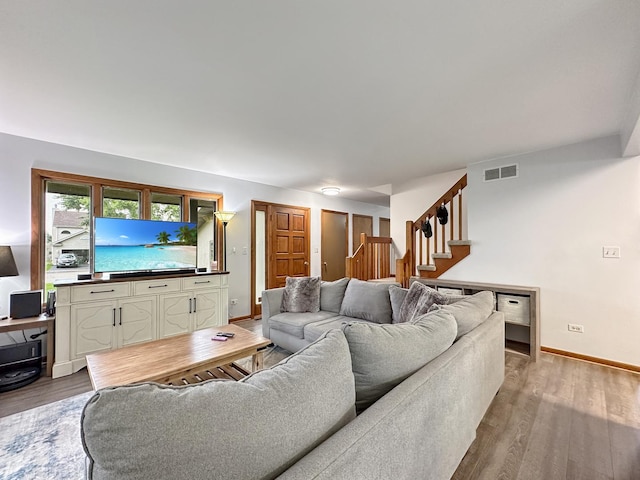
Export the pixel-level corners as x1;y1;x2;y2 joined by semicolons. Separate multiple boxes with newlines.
0;246;19;319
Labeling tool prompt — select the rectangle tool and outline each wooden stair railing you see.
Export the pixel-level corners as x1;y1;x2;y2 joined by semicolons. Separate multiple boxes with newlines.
346;233;392;281
397;174;470;287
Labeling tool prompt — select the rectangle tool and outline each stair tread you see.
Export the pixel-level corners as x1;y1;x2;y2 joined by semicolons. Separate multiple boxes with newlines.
432;253;453;259
448;240;472;246
417;264;437;271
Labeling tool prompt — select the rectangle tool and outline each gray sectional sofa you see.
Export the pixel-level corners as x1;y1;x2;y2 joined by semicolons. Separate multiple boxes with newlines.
80;278;505;480
262;277;397;353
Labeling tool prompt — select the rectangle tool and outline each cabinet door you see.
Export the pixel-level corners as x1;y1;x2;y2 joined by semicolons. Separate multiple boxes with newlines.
192;289;221;331
71;301;117;358
117;296;157;348
158;293;191;338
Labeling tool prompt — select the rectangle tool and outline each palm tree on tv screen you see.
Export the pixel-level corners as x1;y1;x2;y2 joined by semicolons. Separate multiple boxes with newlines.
156;231;170;244
175;225;197;245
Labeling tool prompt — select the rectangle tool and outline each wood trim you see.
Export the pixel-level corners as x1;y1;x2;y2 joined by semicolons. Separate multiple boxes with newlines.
541;347;640;373
229;315;254;323
30;169;44;291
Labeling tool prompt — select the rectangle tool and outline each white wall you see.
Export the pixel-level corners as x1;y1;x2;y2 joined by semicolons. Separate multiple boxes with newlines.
392;135;640;367
0;133;388;344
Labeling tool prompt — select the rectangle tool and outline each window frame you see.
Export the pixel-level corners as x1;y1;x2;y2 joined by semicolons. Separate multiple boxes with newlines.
31;169;224;290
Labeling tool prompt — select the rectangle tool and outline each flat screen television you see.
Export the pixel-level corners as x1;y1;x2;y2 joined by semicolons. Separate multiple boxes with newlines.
94;217;198;274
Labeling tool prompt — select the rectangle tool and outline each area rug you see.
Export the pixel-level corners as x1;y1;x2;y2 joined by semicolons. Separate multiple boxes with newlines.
0;345;290;480
0;390;93;480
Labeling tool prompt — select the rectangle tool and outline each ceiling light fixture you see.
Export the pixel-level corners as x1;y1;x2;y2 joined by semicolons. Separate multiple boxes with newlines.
321;187;340;196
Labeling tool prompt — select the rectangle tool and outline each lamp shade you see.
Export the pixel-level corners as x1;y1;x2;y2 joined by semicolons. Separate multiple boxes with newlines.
214;211;236;224
0;246;19;277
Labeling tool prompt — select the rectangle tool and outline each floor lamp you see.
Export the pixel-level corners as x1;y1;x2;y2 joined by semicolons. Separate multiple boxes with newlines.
214;211;235;271
0;246;19;319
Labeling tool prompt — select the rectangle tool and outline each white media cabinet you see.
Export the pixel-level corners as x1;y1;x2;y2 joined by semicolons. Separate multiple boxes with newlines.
52;272;229;378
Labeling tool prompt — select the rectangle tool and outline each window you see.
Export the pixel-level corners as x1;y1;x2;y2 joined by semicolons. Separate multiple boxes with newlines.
31;169;222;292
45;181;92;291
190;198;217;270
102;187;140;219
151;193;182;221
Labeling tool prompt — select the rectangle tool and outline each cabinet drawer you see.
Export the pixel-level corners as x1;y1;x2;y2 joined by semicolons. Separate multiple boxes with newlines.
497;294;530;326
133;278;182;296
182;275;221;290
71;283;130;303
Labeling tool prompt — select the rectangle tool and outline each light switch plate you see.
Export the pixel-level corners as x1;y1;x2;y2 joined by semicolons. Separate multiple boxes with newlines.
602;246;620;258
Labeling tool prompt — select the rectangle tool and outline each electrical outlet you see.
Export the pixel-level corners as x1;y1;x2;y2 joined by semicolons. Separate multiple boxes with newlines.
242;247;248;255
230;299;238;305
568;323;584;333
602;246;620;258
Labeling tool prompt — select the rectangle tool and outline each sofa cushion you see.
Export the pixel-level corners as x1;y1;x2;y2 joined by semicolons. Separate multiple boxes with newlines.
397;282;450;323
81;330;356;480
339;278;393;324
304;315;368;343
281;276;321;313
428;290;494;339
389;285;408;324
342;309;457;412
320;277;350;313
269;311;337;338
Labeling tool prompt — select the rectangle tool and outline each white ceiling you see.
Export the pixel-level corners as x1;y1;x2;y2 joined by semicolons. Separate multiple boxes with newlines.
2;1;640;206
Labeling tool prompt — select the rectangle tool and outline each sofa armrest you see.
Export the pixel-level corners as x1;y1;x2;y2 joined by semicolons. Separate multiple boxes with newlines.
261;287;285;339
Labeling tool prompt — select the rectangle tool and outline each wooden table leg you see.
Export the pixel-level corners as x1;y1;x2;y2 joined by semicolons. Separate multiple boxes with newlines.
252;351;264;372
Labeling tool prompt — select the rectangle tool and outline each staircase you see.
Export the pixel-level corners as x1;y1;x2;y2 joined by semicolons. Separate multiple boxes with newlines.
346;233;393;282
396;174;470;287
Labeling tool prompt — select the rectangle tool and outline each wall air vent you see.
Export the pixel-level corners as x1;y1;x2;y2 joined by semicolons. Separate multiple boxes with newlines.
484;164;518;182
484;168;500;181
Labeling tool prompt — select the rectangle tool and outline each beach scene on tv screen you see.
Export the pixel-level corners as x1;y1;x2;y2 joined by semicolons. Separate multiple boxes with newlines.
94;218;198;273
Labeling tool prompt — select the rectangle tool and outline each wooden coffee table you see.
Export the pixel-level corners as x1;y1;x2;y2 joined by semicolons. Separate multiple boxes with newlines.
85;324;271;390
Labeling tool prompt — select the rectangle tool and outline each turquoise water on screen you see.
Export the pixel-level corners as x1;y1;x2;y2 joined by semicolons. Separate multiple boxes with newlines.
95;245;196;273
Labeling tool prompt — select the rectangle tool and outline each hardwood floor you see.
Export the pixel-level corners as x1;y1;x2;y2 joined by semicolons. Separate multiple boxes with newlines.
452;350;640;480
1;319;639;480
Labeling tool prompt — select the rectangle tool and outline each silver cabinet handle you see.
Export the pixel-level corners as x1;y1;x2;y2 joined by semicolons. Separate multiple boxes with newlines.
112;308;116;327
91;289;115;294
119;307;122;326
189;298;192;314
148;284;168;289
193;297;197;313
194;280;210;285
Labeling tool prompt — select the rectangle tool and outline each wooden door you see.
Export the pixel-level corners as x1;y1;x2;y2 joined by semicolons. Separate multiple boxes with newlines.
352;214;373;254
379;217;390;238
269;205;310;288
321;210;348;281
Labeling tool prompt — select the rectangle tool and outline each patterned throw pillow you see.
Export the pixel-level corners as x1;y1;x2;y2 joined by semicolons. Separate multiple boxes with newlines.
281;276;321;313
397;282;449;323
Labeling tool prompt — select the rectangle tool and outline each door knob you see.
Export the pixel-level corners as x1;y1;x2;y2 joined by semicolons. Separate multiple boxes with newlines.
304;261;309;266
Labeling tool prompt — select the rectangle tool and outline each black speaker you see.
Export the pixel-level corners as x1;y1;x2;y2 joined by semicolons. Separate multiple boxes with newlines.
0;340;42;392
9;290;42;319
46;290;56;316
